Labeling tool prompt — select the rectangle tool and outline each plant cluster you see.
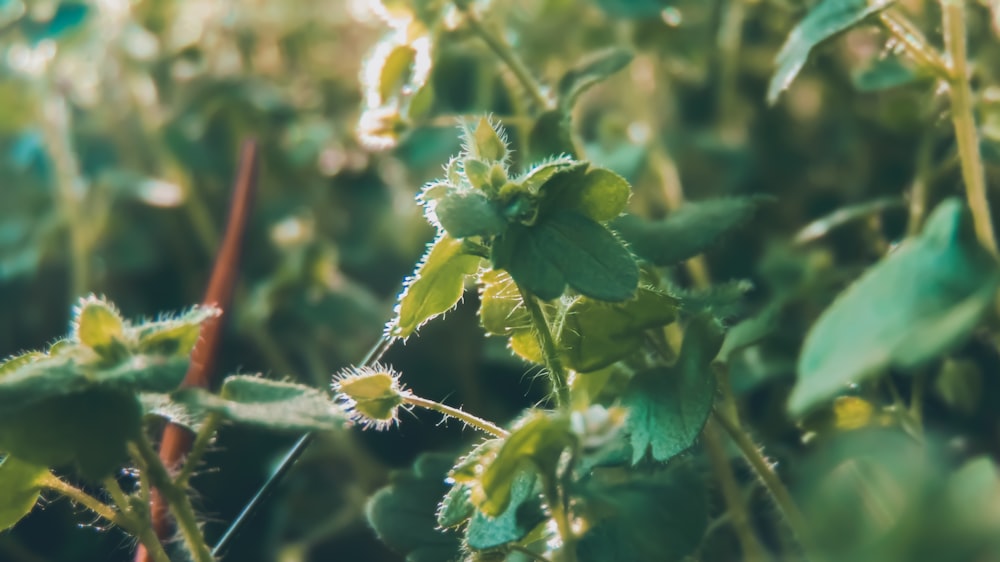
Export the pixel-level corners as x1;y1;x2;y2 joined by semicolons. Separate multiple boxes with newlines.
3;0;1000;561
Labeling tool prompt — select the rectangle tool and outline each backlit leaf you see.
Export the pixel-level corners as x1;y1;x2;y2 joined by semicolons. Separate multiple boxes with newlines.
548;167;631;223
465;469;546;550
768;0;896;104
72;295;126;352
433;190;506;239
624;315;723;464
390;234;482;337
0;455;46;532
529;110;577;162
790;199;1000;417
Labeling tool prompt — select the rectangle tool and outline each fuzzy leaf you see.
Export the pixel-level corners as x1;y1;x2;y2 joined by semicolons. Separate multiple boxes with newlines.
0;388;142;480
170;375;342;432
576;462;708;562
465;469;546;550
790;199;1000;417
470;116;508;163
391;234;482;337
612;197;767;266
529;110;577;162
624;315;723;464
558;48;634;110
367;453;463;562
73;295;125;352
548;167;631;223
492;210;639;302
560;287;679;372
476;413;574;517
434;191;506;239
478;269;530;337
134;305;221;356
436;483;474;529
0;456;47;532
768;0;896;104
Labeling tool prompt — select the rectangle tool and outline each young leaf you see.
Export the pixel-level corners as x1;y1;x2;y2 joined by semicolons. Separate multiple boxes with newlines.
436;482;474;529
492;210;639;302
558;48;634;111
790;199;1000;417
559;287;679;372
768;0;896;104
0;455;47;532
465;469;546;550
0;388;142;480
134;305;221;356
468;116;509;163
433;191;506;239
546;167;632;223
611;196;767;266
367;453;463;562
72;295;126;351
379;45;418;103
170;375;343;432
624;315;723;464
475;413;575;517
528;110;577;162
390;234;482;337
478;269;530;337
576;461;708;562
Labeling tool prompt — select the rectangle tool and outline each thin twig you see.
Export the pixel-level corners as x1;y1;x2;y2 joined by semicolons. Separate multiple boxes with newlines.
402;394;509;438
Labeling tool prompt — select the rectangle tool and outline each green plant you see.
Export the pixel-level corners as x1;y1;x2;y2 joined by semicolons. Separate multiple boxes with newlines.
5;0;1000;561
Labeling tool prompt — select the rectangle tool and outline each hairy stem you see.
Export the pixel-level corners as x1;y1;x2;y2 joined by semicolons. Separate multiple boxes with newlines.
519;287;571;408
712;410;809;549
402;394;509;438
702;421;770;562
131;438;214;562
457;3;552;109
41;474;171;562
174;413;221;489
941;0;997;254
878;9;951;79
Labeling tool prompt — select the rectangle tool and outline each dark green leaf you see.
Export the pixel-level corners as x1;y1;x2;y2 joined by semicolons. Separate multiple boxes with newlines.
528;110;577;162
852;55;922;92
0;455;46;532
367;453;463;562
768;0;896;104
547;167;631;223
587;0;670;18
465;470;546;550
612;196;767;266
576;462;708;562
170;375;342;432
558;48;634;110
716;302;782;364
433;191;506;239
492;211;639;302
390;234;482;337
436;482;474;529
0;388;142;480
624;315;723;464
791;199;1000;416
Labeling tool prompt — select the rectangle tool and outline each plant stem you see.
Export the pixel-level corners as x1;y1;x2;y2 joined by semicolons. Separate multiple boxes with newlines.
518;287;571;408
702;421;770;562
402;394;510;438
712;410;809;548
457;4;552;109
941;0;998;255
716;0;747;138
131;438;214;562
878;9;951;79
101;476;132;514
175;412;222;488
40;92;90;300
41;473;172;562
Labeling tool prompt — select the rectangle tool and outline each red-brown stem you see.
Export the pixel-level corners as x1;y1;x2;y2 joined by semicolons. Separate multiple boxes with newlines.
135;141;259;562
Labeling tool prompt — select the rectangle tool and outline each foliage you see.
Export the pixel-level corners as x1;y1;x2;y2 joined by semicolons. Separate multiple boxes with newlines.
4;0;1000;561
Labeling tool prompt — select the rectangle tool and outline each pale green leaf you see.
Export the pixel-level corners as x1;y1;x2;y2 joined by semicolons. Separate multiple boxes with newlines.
558;48;633;110
0;455;47;532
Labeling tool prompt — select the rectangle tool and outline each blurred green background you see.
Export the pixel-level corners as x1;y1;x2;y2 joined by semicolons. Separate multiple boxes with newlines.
2;0;1000;561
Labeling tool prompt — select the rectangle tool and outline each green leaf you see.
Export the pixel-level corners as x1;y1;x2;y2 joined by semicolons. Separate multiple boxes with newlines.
768;0;896;104
559;287;679;372
587;0;670;18
790;199;1000;417
558;48;634;110
379;45;417;103
436;482;474;529
611;196;767;266
548;167;631;223
134;305;221;356
492;210;639;302
433;191;506;239
478;269;530;337
390;234;482;337
528;110;577;162
170;375;342;432
468;116;508;163
476;412;574;517
0;351;44;377
624;315;723;464
0;455;47;532
465;469;546;550
368;453;463;562
576;461;708;562
716;302;782;364
0;388;142;480
72;295;126;351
